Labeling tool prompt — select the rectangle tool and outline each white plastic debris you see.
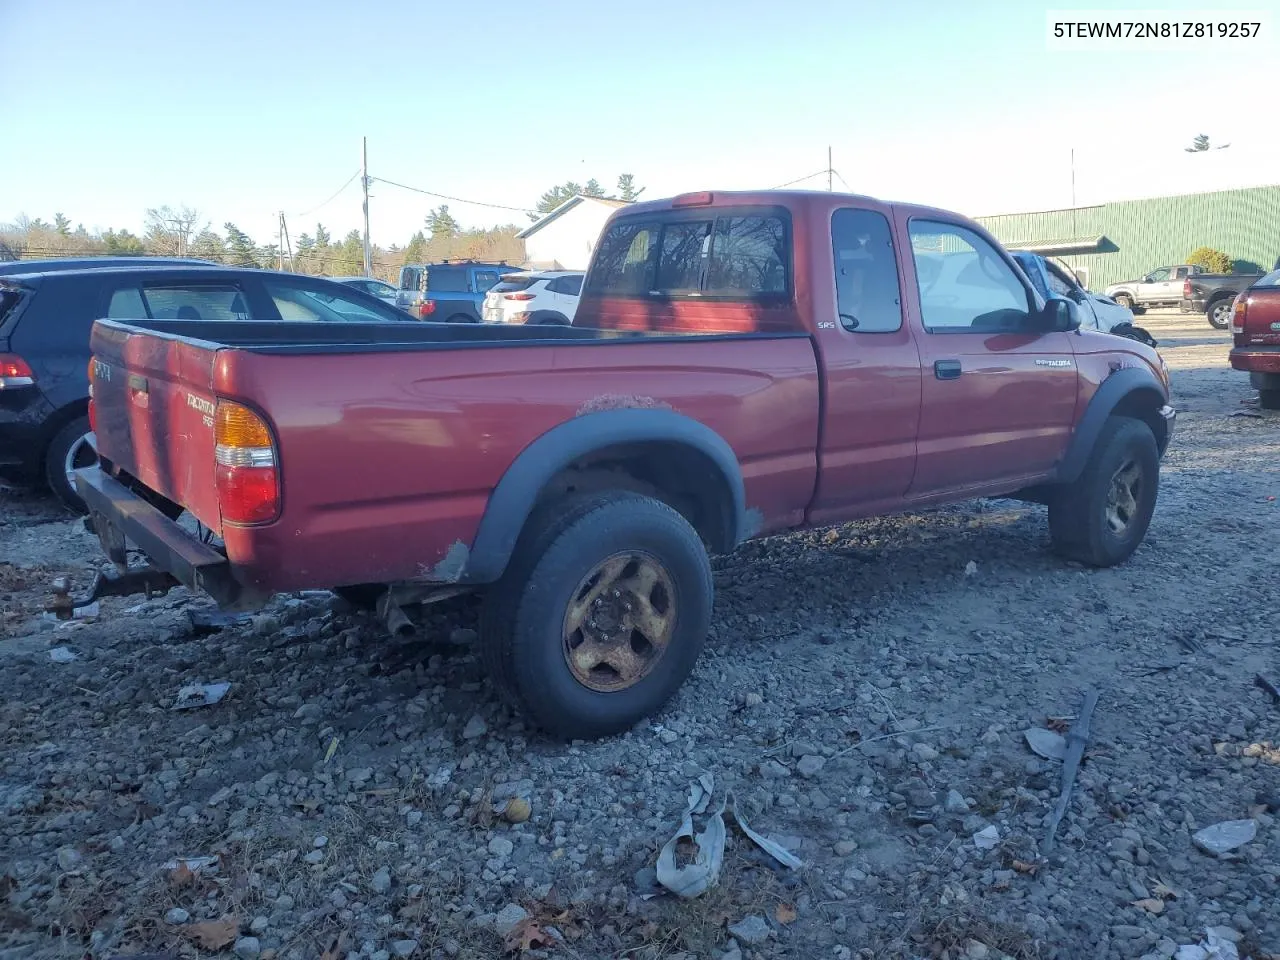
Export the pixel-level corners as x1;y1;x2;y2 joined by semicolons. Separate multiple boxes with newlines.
48;647;78;663
173;681;231;710
1024;727;1067;761
1174;926;1240;960
964;561;978;577
163;854;220;874
729;794;804;869
972;825;1000;850
1192;820;1257;856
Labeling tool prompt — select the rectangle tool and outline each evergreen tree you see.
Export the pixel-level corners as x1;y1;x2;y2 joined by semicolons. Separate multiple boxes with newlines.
223;222;259;267
616;173;644;202
190;228;226;263
102;229;146;255
426;206;460;240
54;213;72;236
315;224;331;248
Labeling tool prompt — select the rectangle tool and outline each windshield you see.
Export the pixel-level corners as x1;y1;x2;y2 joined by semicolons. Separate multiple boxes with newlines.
1255;269;1280;287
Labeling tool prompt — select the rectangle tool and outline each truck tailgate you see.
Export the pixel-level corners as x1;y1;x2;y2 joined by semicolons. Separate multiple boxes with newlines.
91;322;224;533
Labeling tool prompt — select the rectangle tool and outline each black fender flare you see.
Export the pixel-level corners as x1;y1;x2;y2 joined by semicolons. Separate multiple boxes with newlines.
1053;366;1168;483
460;408;747;583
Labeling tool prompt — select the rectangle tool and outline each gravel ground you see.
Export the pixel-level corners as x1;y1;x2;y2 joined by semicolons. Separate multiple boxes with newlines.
2;312;1277;960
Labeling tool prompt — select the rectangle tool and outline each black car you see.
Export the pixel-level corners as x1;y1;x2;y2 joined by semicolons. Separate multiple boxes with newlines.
0;264;414;511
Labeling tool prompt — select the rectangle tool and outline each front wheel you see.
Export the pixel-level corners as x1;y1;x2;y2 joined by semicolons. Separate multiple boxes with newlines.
1207;299;1233;330
479;492;712;739
44;416;96;514
1113;293;1134;311
1048;416;1159;567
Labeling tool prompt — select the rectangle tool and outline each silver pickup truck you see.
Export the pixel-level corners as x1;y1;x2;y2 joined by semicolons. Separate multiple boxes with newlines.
1104;265;1205;313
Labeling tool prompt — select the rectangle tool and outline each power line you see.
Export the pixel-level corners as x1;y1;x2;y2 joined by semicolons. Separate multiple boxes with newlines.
832;169;852;192
369;175;534;213
768;169;829;189
293;170;360;218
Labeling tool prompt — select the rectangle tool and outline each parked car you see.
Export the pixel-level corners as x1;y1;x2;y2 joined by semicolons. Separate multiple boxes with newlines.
324;275;401;306
395;260;519;322
0;264;414;512
1228;268;1280;408
1105;265;1205;312
0;256;219;275
76;189;1174;739
1010;251;1155;343
1181;270;1270;329
481;271;584;325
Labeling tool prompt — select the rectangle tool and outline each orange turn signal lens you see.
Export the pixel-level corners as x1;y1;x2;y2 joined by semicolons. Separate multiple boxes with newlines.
216;402;273;449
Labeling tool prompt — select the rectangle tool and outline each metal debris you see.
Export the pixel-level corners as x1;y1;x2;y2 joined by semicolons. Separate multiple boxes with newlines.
1024;727;1067;761
1192;820;1257;856
1042;687;1100;852
173;682;231;711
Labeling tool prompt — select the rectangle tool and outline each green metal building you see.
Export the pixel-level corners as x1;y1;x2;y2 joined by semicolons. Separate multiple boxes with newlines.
975;184;1280;291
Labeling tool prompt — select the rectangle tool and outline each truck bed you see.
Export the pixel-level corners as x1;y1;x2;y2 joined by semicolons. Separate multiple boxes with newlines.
89;318;821;594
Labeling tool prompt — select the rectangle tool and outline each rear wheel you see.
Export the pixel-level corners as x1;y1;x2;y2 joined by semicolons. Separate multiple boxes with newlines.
1207;298;1233;330
1048;416;1159;567
1113;293;1134;311
479;491;712;739
44;416;96;514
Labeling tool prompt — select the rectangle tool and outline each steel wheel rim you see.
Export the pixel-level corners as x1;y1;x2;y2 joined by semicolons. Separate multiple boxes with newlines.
1212;303;1230;325
64;432;98;488
1105;458;1142;534
562;551;676;692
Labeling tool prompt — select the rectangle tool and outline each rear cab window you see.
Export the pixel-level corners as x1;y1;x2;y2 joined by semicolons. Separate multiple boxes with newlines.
586;208;791;301
425;266;468;292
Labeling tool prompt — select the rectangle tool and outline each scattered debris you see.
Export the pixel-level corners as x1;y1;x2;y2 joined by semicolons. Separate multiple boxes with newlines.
964;560;978;577
181;915;239;951
1174;927;1241;960
1254;673;1280;705
972;825;1000;850
1024;727;1067;761
727;914;771;945
164;855;219;878
187;608;254;634
729;794;804;869
1042;687;1100;852
1132;897;1165;914
774;903;797;925
656;781;726;898
1192;819;1257;856
48;646;78;663
173;681;231;710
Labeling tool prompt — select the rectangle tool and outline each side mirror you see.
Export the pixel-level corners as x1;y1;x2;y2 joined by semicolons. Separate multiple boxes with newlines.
1040;296;1081;332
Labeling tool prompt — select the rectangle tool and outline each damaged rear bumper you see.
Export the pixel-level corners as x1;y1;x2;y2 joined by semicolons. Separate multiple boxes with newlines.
74;467;245;607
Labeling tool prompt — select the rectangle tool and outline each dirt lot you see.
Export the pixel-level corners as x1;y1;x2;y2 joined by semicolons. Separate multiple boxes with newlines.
2;312;1277;960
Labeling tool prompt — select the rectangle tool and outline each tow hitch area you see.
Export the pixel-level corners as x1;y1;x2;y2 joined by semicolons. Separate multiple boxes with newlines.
45;568;180;620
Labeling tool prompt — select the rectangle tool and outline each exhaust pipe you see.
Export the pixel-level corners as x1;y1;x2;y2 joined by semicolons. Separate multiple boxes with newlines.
376;592;416;639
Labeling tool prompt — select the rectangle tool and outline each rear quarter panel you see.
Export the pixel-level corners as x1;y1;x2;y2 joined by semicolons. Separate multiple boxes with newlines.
217;336;821;592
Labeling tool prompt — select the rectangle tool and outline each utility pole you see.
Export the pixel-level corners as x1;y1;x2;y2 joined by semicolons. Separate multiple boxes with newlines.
277;212;284;271
278;212;295;272
361;136;372;277
1070;149;1076;207
828;146;833;192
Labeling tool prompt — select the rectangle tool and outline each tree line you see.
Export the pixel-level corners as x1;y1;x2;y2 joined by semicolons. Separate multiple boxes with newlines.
0;174;644;280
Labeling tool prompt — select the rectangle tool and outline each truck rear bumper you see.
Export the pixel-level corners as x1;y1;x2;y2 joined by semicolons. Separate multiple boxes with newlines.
1180;298;1207;313
1230;348;1280;374
74;467;246;607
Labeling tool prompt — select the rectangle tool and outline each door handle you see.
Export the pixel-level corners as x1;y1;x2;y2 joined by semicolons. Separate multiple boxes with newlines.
934;359;962;380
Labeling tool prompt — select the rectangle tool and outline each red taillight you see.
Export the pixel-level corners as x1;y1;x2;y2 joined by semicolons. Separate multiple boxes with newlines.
417;300;437;318
214;401;279;524
0;353;35;389
504;292;534;301
1232;294;1248;335
1183;279;1192;297
87;358;96;432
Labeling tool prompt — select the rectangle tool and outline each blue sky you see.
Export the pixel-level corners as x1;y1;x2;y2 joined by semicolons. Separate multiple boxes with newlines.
3;0;1277;247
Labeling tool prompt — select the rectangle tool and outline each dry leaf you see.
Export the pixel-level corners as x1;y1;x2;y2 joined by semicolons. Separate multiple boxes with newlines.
775;903;798;925
1011;859;1040;875
1132;898;1165;915
504;917;553;953
169;862;194;888
1153;880;1177;900
183;915;238;950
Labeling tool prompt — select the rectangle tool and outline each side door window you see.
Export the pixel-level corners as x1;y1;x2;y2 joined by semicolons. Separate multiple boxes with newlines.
472;270;500;293
134;283;252;321
561;274;583;297
1044;263;1078;299
908;221;1032;332
262;278;401;322
831;208;902;332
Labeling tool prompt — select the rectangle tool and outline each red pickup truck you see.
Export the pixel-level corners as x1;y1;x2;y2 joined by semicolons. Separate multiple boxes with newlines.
76;190;1175;738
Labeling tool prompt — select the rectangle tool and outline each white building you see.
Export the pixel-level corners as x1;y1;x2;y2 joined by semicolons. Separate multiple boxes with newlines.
517;195;630;270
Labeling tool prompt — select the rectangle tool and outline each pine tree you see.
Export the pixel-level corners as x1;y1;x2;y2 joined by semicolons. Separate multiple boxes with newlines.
54;213;72;236
223;222;259;267
426;206;460;240
315;224;331;248
616;174;644;202
190;229;227;263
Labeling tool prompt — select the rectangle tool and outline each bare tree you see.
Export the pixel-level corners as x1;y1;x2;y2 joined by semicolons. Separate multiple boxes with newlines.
144;205;203;256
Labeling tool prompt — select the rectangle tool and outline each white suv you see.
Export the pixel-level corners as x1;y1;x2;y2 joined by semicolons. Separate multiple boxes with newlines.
482;271;584;325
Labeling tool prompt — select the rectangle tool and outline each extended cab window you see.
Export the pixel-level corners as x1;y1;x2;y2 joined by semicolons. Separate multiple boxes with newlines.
110;284;250;321
264;279;397;322
588;211;790;300
909;221;1031;332
831;209;902;332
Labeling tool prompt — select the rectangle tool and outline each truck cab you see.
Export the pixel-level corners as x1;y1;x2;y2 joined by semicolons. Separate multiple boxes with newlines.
1105;264;1204;312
